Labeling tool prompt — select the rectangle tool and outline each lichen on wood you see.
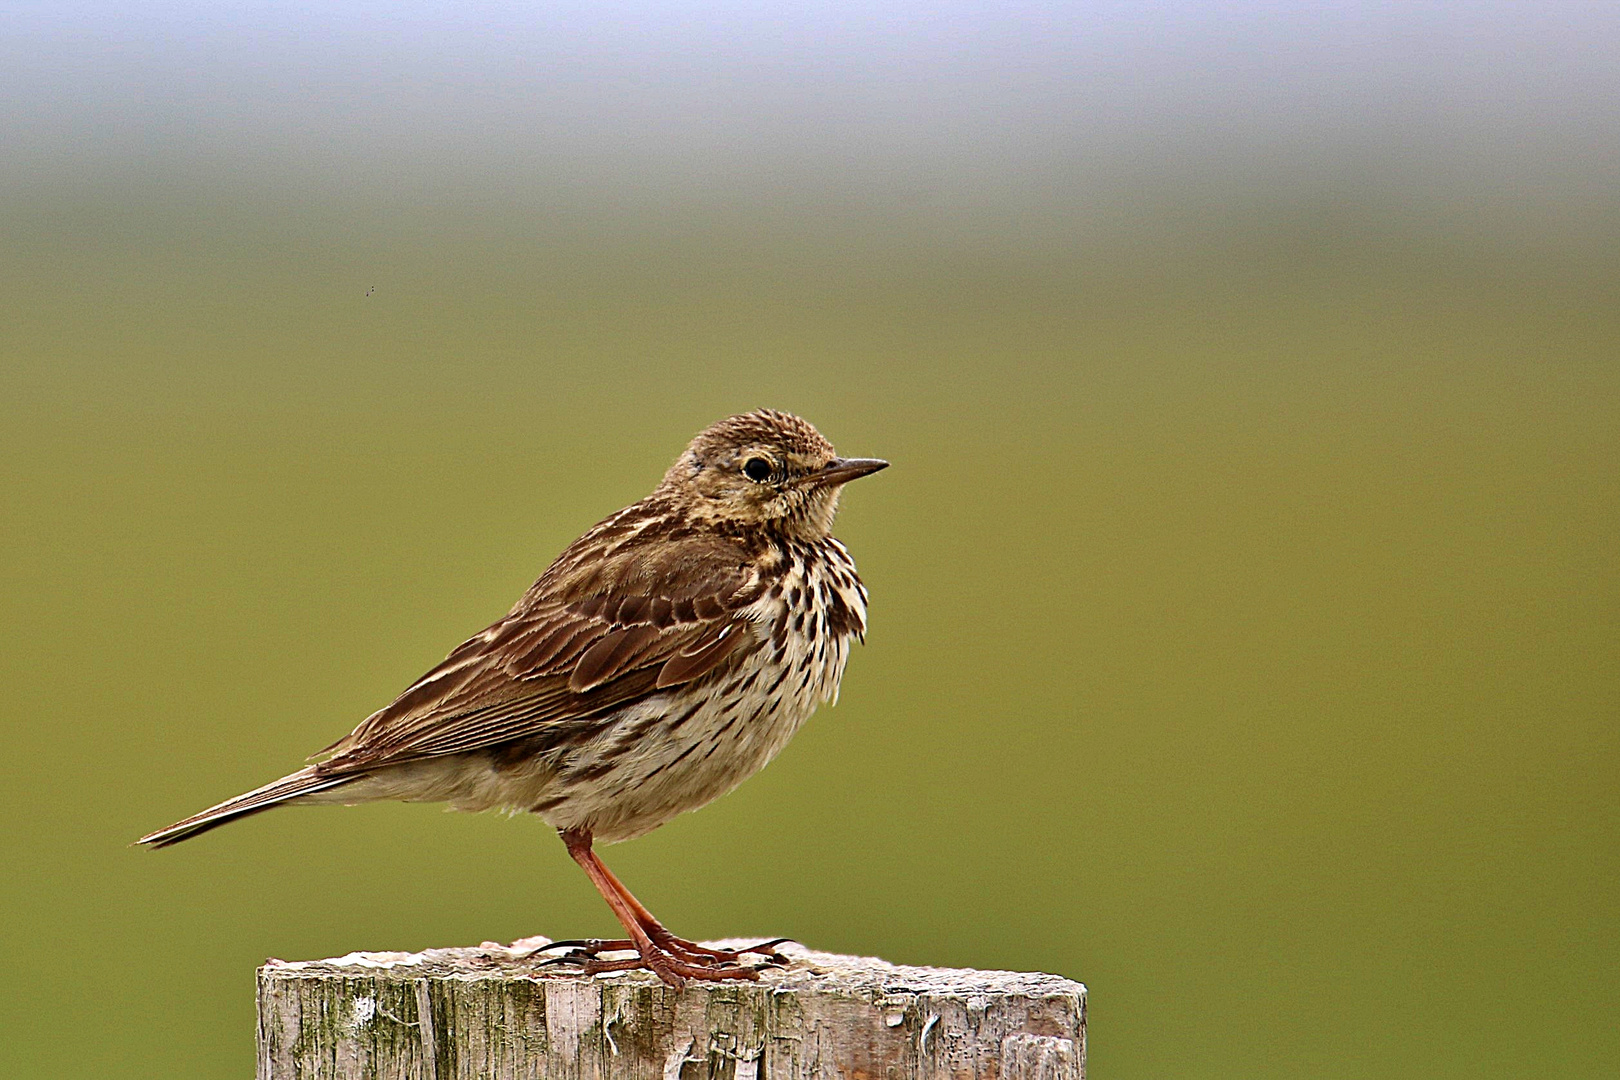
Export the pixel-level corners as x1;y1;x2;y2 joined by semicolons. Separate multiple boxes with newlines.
257;937;1085;1080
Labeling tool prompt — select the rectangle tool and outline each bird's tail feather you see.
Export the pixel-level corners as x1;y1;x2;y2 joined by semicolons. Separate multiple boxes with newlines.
136;766;355;848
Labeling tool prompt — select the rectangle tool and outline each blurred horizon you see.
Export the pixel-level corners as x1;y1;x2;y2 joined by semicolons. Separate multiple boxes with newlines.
2;3;1616;1079
7;3;1619;233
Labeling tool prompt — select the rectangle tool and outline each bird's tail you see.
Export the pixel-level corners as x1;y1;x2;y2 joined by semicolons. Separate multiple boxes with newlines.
136;766;356;849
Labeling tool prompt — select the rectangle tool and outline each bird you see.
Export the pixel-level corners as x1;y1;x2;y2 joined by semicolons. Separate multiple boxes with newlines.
138;409;888;987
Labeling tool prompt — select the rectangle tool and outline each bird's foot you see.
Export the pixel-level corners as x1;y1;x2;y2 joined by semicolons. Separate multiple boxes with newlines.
539;942;772;989
653;932;794;966
539;933;792;967
535;935;791;989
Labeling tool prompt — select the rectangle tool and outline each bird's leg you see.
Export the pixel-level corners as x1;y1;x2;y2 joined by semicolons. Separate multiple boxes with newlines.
592;851;792;965
552;828;766;987
542;846;790;966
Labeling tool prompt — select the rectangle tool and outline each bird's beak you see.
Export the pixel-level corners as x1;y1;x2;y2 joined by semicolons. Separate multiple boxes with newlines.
805;457;889;488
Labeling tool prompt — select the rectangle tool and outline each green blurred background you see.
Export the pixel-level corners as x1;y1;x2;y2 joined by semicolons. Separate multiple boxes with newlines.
2;3;1616;1077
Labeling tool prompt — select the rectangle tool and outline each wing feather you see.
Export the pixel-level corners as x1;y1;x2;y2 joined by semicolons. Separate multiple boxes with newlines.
569;623;664;693
656;622;748;688
506;616;599;674
316;515;768;774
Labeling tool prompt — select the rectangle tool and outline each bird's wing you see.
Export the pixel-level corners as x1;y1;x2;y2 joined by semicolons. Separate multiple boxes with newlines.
318;532;767;771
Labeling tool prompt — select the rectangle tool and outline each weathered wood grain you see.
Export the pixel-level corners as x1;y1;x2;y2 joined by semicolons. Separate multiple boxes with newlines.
257;936;1085;1080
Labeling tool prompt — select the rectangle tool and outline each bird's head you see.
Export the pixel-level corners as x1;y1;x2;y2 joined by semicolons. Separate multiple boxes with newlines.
662;409;887;538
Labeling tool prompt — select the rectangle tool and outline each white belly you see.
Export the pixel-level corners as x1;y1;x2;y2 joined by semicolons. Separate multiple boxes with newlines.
327;539;869;844
539;616;851;842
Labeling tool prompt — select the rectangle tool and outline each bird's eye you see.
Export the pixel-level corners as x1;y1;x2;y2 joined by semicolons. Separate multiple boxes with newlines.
742;456;773;482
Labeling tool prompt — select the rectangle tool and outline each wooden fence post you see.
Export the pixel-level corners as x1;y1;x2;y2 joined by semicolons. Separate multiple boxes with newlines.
257;936;1085;1079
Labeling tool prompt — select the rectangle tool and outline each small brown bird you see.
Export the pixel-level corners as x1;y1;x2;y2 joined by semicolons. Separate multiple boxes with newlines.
139;409;887;987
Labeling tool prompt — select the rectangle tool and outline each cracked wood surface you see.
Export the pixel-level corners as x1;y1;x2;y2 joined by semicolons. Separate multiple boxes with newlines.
257;937;1085;1080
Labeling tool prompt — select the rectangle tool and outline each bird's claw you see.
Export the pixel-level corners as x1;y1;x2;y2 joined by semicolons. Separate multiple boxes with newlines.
526;934;789;985
533;937;633;957
537;952;588;968
741;937;795;964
